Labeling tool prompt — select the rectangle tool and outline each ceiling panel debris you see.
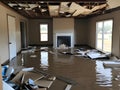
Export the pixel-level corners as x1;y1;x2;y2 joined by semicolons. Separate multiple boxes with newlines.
1;0;108;18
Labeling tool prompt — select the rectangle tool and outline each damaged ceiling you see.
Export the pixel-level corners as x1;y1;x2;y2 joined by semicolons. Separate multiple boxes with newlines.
1;0;108;18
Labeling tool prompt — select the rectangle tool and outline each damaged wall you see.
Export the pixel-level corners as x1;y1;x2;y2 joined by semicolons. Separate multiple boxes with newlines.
88;10;120;57
0;2;28;63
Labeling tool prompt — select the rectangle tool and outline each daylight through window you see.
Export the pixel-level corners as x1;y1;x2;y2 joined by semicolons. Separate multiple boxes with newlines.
40;24;48;41
96;20;113;53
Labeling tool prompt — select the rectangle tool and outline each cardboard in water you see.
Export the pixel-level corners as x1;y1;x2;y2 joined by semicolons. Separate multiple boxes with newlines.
11;71;44;84
35;79;53;88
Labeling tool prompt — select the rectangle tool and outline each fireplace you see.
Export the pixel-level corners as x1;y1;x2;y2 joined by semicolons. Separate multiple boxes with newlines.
55;33;74;48
57;36;71;47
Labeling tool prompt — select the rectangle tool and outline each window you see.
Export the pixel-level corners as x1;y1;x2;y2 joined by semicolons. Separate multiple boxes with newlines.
96;20;113;53
40;24;48;41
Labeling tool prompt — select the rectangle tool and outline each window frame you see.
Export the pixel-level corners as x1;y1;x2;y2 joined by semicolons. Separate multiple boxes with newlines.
96;19;113;53
39;23;49;42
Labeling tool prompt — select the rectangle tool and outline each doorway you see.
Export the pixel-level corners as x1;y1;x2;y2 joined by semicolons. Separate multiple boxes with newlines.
20;21;27;49
8;15;16;60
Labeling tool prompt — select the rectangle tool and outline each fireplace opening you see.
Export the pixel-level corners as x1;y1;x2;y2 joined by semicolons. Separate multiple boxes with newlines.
57;36;71;47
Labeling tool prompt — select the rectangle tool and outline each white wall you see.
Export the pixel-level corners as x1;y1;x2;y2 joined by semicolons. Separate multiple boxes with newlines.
0;3;9;64
53;18;74;47
0;2;28;63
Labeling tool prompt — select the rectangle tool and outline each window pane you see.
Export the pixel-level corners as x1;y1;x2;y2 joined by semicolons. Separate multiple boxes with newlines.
40;24;48;41
40;24;48;33
96;20;113;53
41;34;48;41
96;22;103;50
103;20;113;52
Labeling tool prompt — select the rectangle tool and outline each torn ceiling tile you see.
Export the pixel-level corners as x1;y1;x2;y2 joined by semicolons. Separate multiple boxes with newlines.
1;0;108;18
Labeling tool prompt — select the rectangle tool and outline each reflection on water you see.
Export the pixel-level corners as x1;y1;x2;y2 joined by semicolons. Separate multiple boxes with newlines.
53;54;74;64
96;61;112;87
12;47;120;90
13;47;120;90
53;49;74;64
40;51;49;70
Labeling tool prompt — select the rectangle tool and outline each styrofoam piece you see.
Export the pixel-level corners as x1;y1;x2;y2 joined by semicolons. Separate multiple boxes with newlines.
103;61;120;68
65;84;72;90
87;52;107;59
22;67;34;72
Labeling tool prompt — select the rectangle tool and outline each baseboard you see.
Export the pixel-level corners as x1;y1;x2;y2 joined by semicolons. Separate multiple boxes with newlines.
1;60;9;66
17;50;22;55
74;44;91;47
29;44;53;47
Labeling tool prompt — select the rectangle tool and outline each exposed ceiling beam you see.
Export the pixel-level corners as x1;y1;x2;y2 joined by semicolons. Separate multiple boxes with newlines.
1;0;107;18
1;0;106;1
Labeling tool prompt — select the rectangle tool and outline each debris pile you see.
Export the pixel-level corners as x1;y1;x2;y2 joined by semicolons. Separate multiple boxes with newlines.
2;66;74;90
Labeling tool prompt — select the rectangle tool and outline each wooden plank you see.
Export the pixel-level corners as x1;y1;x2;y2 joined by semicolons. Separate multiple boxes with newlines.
35;79;53;88
11;71;44;84
37;88;47;90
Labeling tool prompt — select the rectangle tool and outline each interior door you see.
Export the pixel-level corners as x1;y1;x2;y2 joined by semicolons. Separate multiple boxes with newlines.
8;15;16;60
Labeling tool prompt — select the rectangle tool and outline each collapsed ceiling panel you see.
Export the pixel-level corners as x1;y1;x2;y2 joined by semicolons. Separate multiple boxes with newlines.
70;2;91;16
49;5;59;16
1;0;107;18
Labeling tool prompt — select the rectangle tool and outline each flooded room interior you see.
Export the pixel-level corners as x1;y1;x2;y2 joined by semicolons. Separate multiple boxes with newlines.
1;0;120;90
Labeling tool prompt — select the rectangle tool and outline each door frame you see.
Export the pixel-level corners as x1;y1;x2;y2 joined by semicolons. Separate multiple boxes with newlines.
20;21;27;49
7;14;17;60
